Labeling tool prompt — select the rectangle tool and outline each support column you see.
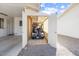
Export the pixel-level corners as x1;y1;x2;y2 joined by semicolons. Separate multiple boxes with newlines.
22;11;28;48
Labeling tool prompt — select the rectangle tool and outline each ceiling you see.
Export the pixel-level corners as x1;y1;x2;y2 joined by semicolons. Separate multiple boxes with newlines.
0;3;40;17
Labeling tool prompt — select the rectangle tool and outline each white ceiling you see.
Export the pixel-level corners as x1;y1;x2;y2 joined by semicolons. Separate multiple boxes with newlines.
0;3;40;17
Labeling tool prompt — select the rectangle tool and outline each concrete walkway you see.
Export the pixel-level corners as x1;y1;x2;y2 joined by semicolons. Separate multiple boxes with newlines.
56;42;75;56
27;39;47;45
18;39;56;56
18;44;56;56
57;35;79;56
0;36;22;56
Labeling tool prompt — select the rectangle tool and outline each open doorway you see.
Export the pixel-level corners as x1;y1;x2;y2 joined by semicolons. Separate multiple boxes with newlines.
27;16;48;45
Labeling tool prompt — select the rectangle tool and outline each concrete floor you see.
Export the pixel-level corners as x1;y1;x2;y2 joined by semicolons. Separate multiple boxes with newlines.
57;35;79;56
2;34;78;56
0;36;22;56
18;39;56;56
56;42;75;56
27;39;47;45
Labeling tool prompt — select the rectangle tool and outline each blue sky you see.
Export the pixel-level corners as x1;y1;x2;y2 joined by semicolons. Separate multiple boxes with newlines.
40;3;71;15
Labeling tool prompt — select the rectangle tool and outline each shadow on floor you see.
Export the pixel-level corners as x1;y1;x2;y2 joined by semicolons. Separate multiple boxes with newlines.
18;44;56;56
58;35;79;56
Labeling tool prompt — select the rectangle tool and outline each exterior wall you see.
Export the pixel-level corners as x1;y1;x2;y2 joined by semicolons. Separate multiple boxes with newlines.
48;14;57;48
57;4;79;38
27;16;32;39
14;17;22;36
0;14;8;37
0;14;15;37
43;19;48;33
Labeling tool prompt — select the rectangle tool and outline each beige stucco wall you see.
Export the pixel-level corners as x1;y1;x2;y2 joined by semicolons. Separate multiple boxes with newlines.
14;17;22;36
0;14;8;37
57;4;79;39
